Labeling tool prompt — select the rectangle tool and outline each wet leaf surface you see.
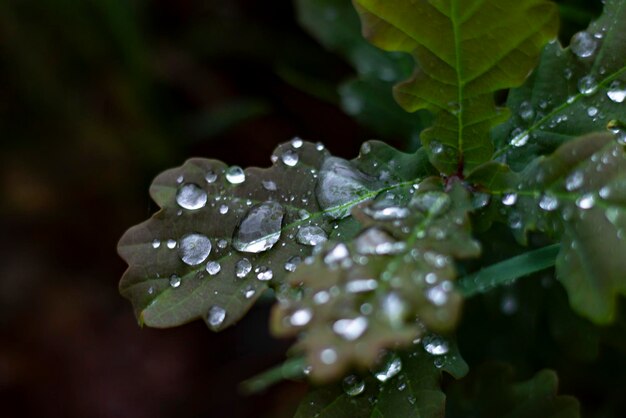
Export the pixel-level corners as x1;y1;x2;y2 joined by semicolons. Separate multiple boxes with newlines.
495;0;626;170
353;0;557;173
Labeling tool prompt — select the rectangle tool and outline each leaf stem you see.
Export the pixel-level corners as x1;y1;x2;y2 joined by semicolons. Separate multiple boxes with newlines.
239;357;306;394
457;244;560;297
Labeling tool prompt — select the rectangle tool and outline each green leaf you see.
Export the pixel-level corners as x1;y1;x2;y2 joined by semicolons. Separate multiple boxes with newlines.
294;342;467;418
271;181;480;381
458;244;560;297
353;0;558;174
296;0;429;144
118;140;432;330
495;0;626;170
492;133;626;323
446;363;580;418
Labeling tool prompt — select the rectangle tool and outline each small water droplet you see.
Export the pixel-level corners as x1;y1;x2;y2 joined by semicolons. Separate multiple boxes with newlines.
235;258;252;278
205;170;218;183
281;149;299;167
578;75;598;96
176;183;208;210
510;131;529;147
219;204;229;214
291;137;303;148
284;256;302;272
539;194;559;211
345;279;378;293
313;290;330;304
151;239;161;249
217;239;228;249
518;101;534;121
207;306;226;329
206;261;221;275
225;166;245;184
607;81;626;103
169;274;182;288
233;201;284;253
332;317;368;340
262;180;277;191
576;193;595;209
355;227;403;255
565;171;584;191
342;375;365;397
570;31;598;58
179;233;212;266
320;348;338;365
256;266;273;281
373;355;402;382
411;191;451;215
166;239;177;249
587;106;599;117
382;293;406;327
243;285;256;299
502;193;517;206
426;281;452;306
290;308;313;326
296;226;328;246
324;243;350;266
422;334;449;355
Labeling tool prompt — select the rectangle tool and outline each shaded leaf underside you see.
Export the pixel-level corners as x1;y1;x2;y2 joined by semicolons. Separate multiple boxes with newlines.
354;0;558;174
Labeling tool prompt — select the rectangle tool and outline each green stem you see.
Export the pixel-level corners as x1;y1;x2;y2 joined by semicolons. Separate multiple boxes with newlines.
457;244;560;297
239;357;306;394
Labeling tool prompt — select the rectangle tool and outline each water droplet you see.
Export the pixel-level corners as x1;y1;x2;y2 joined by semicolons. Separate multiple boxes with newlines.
355;227;403;255
290;308;312;326
472;193;491;210
426;281;452;306
207;306;226;330
324;243;350;265
169;274;181;288
565;171;584;191
510;131;529;147
233;201;284;253
217;239;228;249
332;317;368;340
605;207;620;225
176;183;207;210
360;142;371;155
320;348;338;365
179;233;212;266
382;293;406;327
205;170;218;183
235;258;252;278
262;180;277;191
291;137;303;148
342;375;365;397
373;356;402;382
518;101;534;121
284;256;302;272
166;239;177;249
422;334;449;355
587;106;599;117
570;31;598;58
502;193;517;206
243;285;256;299
578;75;598;96
225;166;245;184
151;239;161;249
206;261;221;275
313;290;330;304
256;266;273;281
346;279;378;293
430;140;444;154
316;157;373;219
607;81;626;103
219;204;229;215
296;226;328;246
411;191;451;216
281;149;299;167
363;202;410;220
576;193;595;209
316;143;325;151
539;194;559;211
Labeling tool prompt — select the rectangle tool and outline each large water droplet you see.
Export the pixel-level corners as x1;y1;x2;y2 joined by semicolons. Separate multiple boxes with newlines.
332;317;368;340
235;258;252;278
607;81;626;103
373;355;402;382
296;226;328;246
281;149;299;167
290;308;313;326
316;157;373;219
233;201;284;253
225;166;245;184
176;183;207;210
422;334;449;355
570;31;598;58
355;227;403;255
207;306;226;330
179;233;212;266
342;375;365;397
206;261;221;275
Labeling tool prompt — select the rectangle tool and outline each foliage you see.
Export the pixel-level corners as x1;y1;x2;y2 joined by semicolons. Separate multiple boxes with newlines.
118;0;626;416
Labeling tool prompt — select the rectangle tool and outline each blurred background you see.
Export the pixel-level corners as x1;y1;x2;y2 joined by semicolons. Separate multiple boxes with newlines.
0;0;614;417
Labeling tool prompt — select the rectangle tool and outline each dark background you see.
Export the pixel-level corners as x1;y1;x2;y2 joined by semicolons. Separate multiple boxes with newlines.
0;1;615;418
